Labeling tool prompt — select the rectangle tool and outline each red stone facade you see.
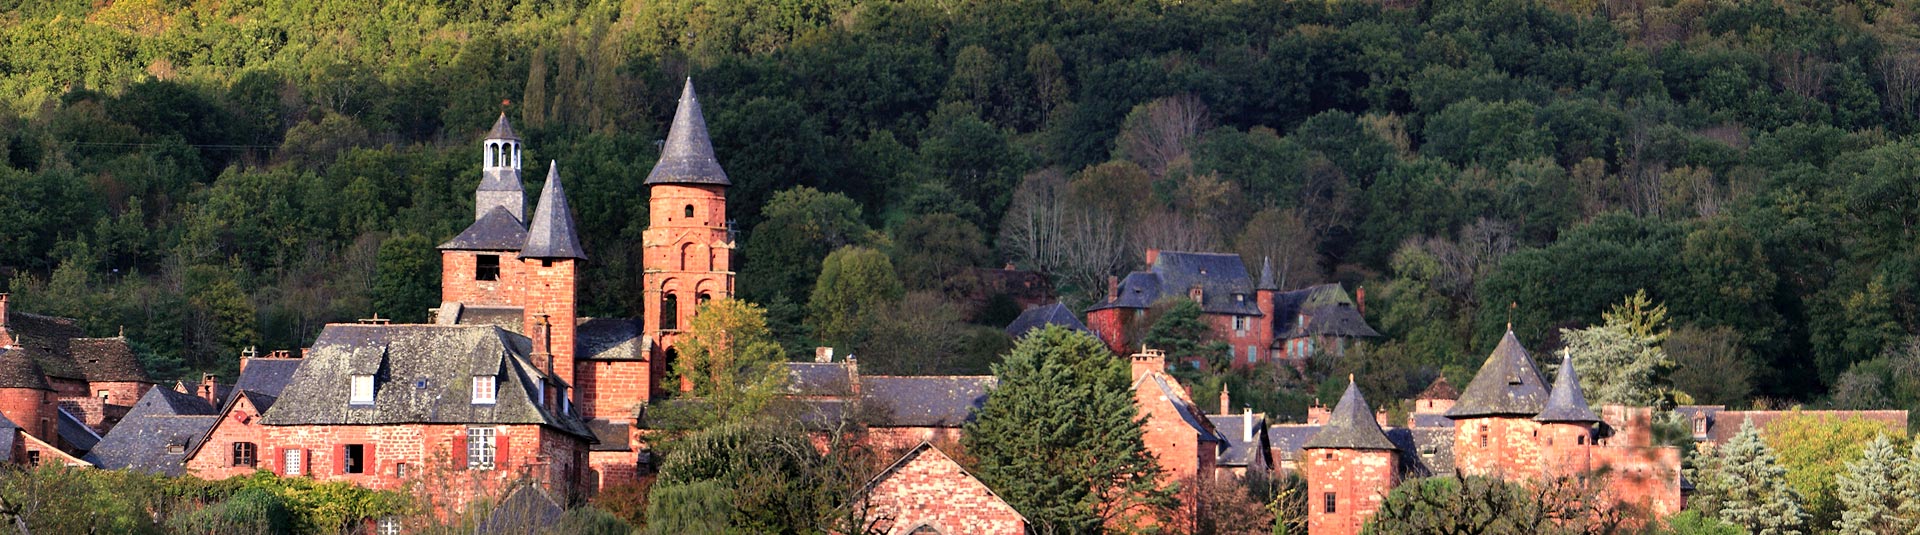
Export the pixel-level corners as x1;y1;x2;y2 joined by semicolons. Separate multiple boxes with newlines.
642;183;734;370
1303;449;1397;535
856;444;1027;535
1451;416;1544;478
0;388;52;441
440;250;527;307
519;258;578;388
184;394;273;480
261;423;587;511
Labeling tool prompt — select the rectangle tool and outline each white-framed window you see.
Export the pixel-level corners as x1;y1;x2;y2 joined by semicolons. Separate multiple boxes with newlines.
467;427;496;470
284;449;304;476
351;375;375;405
472;375;497;404
1247;346;1258;364
1232;316;1249;333
377;517;402;535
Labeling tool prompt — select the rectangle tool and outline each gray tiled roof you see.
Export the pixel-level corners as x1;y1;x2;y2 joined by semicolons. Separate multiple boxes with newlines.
519;163;587;260
1409;414;1455;428
235;358;304;398
6;312;86;381
485;113;520;141
259;324;591;439
1394;427;1456;476
0;414;17;462
786;362;856;397
578;319;645;361
85;414;218;475
1446;330;1550;419
69;337;153;383
1302;381;1396;451
1206;413;1270;468
125;387;219;420
861;376;995;427
1270;284;1377;341
1090;252;1263;315
646;79;731;186
1005;303;1089;338
0;347;52;390
1277;304;1381;339
56;407;99;452
1267;425;1320;462
1535;353;1601;423
453;306;526;331
480;485;564;535
1257;256;1277;291
1416;377;1460;401
587;419;630;452
440;206;529;251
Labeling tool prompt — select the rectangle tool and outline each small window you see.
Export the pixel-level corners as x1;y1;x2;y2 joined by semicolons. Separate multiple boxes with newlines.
1324;492;1337;514
476;254;501;281
285;449;304;476
1577;435;1586;445
396;462;409;478
684;204;695;218
351;375;375;405
377;517;402;535
344;444;365;474
467;427;496;470
1233;316;1249;332
661;293;679;330
233;442;258;467
473;376;497;404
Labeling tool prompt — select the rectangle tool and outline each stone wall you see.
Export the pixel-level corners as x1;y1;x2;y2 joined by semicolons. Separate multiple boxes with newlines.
1303;448;1396;535
858;445;1025;535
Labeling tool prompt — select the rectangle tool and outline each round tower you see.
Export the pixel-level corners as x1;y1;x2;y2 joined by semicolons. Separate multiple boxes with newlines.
1445;330;1551;478
1303;378;1399;535
641;79;736;399
0;347;54;442
1535;351;1602;477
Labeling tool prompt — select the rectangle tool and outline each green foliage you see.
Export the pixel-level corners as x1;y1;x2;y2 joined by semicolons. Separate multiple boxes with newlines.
1761;412;1903;531
1364;474;1624;534
666;298;789;428
0;466;405;535
1832;434;1913;534
1560;291;1676;407
372;233;438;323
1688;419;1811;535
964;325;1170;533
1658;511;1747;535
1145;299;1226;371
646;423;831;534
807;245;904;351
740;187;874;307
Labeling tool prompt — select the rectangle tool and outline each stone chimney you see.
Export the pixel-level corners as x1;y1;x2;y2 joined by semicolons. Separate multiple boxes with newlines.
1188;285;1203;303
1376;407;1392;428
529;314;553;374
1356;286;1366;315
1130;347;1166;382
198;373;218;406
1243;406;1254;443
0;293;12;348
814;347;835;363
1306;402;1329;425
1144;248;1160;265
238;346;257;375
846;354;861;394
1219;386;1231;415
1106;276;1120;303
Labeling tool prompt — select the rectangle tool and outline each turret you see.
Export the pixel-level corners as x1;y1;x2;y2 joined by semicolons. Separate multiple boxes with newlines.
441;115;533;309
478;113;526;222
1303;378;1398;535
1535;351;1601;476
0;347;53;441
518;162;584;396
1446;330;1551;478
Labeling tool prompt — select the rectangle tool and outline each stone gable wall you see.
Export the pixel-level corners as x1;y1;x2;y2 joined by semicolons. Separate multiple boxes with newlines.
859;447;1025;535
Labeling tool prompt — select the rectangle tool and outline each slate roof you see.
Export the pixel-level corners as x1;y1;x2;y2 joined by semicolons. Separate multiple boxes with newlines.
1446;330;1550;419
259;324;592;439
1090;252;1264;315
86;413;218;475
577;319;645;361
1416;377;1460;401
1005;303;1089;338
1303;381;1396;451
56;407;99;452
1535;353;1601;423
0;414;17;462
1393;427;1456;476
485;113;520;141
68;337;153;383
786;362;857;397
646;79;731;186
1206;413;1269;468
235;358;304;398
1409;414;1455;428
1142;374;1227;443
1267;425;1320;463
5;312;87;381
0;347;52;390
479;484;565;535
1277;304;1381;339
124;385;219;420
440;206;529;251
520;163;587;260
587;419;630;452
861;376;994;427
452;306;526;330
1257;257;1277;291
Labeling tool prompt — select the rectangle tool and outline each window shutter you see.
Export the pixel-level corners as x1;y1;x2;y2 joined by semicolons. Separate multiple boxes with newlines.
366;444;376;476
497;436;511;470
274;447;286;475
453;433;468;470
304;450;312;477
334;444;346;475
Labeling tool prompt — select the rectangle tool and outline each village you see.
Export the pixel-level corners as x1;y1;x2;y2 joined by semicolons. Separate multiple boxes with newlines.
0;80;1909;535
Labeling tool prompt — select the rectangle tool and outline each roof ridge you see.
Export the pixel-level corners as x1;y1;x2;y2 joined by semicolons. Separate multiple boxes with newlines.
485;112;519;141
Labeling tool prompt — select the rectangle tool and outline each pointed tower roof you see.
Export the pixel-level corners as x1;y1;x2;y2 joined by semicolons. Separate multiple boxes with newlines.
645;79;731;186
519;163;587;260
1303;379;1397;451
1257;256;1277;290
486;113;520;141
1446;330;1551;418
1535;352;1602;423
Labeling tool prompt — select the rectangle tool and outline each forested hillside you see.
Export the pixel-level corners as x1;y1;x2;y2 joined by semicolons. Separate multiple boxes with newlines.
3;0;1918;412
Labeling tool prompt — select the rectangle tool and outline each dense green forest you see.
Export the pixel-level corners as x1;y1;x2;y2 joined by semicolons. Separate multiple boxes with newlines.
3;0;1919;414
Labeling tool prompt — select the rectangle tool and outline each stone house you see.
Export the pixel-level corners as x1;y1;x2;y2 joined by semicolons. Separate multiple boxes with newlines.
0;295;157;460
852;442;1027;535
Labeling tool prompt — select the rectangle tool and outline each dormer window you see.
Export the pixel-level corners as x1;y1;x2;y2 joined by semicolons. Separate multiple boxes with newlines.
473;375;497;404
351;375;375;405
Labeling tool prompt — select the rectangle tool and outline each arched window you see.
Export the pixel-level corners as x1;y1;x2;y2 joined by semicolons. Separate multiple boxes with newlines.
661;293;679;331
685;204;695;219
680;243;695;271
697;293;711;306
488;143;498;167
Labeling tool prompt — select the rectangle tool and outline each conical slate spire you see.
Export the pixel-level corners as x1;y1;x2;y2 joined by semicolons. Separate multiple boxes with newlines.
645;79;731;186
1303;378;1397;451
486;112;520;141
1535;352;1602;423
520;162;587;260
1445;330;1551;419
1257;256;1278;290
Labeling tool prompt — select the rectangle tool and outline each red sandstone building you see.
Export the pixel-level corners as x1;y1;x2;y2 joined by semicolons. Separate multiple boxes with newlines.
852;442;1028;535
1086;251;1379;368
0;295;157;464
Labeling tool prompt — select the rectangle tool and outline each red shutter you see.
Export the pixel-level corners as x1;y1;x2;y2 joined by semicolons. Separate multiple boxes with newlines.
333;444;346;475
453;433;468;471
274;447;285;475
303;450;312;477
365;444;376;476
497;435;511;471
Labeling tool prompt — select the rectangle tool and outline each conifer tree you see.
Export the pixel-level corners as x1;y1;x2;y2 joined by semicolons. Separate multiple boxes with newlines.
1689;419;1810;535
963;325;1170;533
1834;434;1910;534
1900;439;1920;528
